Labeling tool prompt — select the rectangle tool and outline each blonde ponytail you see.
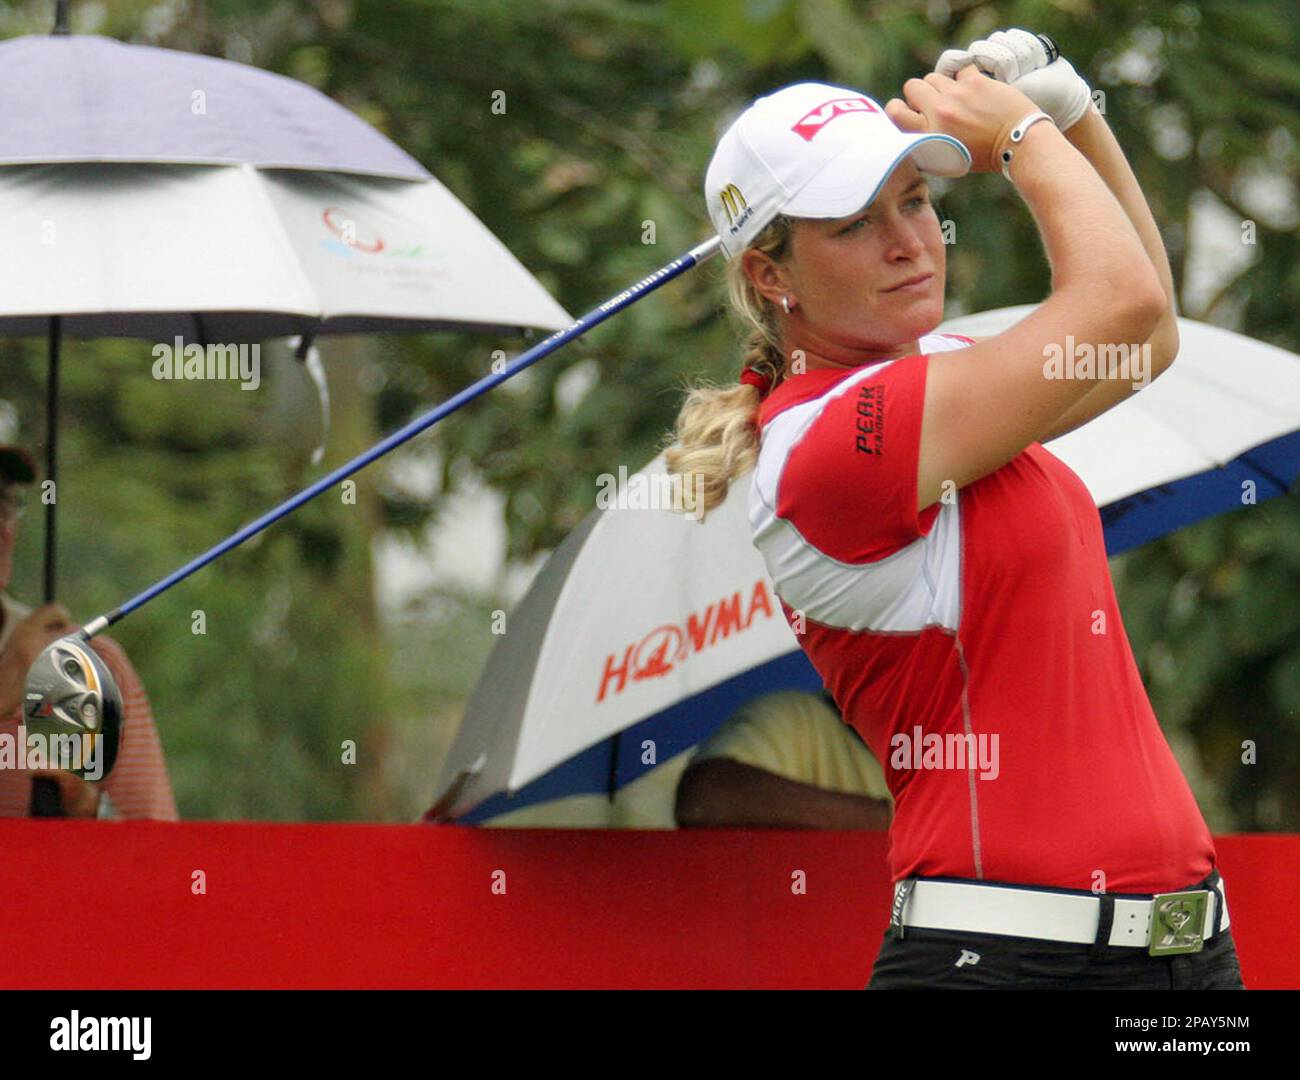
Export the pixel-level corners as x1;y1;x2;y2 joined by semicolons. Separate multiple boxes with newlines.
664;214;794;521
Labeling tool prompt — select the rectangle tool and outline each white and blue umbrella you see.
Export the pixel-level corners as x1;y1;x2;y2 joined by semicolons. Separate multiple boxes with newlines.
942;306;1300;552
430;312;1300;823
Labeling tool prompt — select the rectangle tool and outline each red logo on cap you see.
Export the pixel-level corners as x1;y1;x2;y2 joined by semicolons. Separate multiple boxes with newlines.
791;96;878;141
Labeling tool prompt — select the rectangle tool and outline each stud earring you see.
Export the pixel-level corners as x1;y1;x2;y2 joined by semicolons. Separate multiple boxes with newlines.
782;296;792;314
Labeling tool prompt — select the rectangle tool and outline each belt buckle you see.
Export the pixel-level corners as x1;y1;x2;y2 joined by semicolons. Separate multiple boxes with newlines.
1148;889;1208;956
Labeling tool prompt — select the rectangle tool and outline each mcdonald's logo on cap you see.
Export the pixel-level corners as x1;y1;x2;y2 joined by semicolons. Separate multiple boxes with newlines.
719;183;752;233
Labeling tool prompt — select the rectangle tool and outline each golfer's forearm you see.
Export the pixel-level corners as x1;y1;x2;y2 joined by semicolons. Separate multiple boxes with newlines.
1065;107;1174;301
1065;107;1179;365
1007;122;1165;343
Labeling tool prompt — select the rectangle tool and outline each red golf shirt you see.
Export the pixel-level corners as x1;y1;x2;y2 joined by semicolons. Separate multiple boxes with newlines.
749;333;1214;893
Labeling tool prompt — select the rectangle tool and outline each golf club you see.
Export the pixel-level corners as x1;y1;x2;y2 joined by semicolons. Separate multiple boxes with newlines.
24;235;724;773
24;635;121;780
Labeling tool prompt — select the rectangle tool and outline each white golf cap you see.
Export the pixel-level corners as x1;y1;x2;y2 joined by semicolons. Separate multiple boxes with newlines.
705;82;972;259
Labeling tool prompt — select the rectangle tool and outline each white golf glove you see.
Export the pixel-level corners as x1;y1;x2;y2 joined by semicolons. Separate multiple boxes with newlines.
936;28;1093;132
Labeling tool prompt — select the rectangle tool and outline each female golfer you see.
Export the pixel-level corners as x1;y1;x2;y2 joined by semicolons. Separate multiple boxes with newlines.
666;30;1244;989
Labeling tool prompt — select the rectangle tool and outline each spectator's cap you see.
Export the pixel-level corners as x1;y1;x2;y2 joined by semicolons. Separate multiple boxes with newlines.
704;81;971;259
0;446;36;487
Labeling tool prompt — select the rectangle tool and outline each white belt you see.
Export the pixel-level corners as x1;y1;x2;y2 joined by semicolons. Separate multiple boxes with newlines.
894;876;1229;948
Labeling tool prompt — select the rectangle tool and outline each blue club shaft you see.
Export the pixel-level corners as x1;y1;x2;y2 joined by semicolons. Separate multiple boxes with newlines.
80;235;723;640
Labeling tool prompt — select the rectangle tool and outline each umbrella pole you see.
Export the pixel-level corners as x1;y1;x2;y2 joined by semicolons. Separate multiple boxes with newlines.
43;316;59;604
31;316;63;818
606;734;620;802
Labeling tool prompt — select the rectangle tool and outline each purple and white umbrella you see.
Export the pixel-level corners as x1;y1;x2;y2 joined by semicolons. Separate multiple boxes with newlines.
0;29;572;597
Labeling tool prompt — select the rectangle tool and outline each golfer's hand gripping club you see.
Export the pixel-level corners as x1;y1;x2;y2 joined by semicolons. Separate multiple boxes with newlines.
936;28;1091;132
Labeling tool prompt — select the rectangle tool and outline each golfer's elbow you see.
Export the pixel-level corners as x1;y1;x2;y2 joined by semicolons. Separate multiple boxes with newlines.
1120;293;1177;392
1103;268;1167;347
1148;312;1180;378
1118;270;1170;337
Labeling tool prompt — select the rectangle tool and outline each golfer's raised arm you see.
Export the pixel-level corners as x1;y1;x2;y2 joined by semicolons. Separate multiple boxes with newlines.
1031;105;1181;440
891;66;1167;512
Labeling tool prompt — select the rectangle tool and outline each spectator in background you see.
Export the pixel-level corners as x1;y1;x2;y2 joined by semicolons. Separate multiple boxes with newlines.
0;445;178;819
676;689;891;829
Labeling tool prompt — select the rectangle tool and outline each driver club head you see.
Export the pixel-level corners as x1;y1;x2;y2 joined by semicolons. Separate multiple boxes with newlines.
23;635;122;780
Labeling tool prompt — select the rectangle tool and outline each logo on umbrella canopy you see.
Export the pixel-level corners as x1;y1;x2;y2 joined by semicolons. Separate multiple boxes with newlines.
322;206;386;254
596;580;777;702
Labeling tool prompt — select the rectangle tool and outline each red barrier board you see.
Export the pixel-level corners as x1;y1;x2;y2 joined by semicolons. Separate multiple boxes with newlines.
1;821;1294;989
